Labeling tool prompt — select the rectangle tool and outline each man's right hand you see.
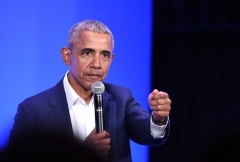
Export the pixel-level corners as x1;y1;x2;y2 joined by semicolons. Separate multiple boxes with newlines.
84;128;111;159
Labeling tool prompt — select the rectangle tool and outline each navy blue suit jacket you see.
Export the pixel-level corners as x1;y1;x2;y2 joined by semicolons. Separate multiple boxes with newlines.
10;79;169;162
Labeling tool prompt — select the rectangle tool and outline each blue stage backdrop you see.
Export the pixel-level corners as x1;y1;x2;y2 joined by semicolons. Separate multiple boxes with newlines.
0;1;152;161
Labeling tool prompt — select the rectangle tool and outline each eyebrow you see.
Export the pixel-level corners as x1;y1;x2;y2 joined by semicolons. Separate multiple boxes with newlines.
101;50;111;54
80;48;111;54
80;48;95;52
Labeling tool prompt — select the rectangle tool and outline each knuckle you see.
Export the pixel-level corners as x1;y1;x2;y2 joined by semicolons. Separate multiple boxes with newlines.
168;99;172;104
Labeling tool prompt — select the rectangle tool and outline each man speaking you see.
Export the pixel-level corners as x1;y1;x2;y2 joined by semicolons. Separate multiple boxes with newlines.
9;20;171;162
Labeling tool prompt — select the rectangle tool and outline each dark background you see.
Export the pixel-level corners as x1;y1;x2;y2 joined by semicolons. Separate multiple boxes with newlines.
150;1;240;161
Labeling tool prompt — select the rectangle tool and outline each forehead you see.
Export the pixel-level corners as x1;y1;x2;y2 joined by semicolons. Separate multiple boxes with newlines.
77;31;111;46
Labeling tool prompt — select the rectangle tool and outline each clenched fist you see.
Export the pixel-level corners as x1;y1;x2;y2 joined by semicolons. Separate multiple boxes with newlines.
148;89;171;124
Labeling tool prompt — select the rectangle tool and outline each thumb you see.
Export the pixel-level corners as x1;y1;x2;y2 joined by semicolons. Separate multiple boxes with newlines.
148;89;159;101
152;89;159;94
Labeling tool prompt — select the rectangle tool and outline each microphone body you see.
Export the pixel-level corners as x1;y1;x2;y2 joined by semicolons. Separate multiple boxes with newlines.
91;81;105;133
94;93;104;133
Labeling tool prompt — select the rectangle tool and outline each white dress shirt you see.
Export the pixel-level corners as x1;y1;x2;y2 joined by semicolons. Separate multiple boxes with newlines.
63;72;95;141
63;71;167;141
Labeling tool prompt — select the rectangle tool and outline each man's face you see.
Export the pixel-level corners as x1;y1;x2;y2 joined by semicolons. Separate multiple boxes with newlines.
63;31;114;92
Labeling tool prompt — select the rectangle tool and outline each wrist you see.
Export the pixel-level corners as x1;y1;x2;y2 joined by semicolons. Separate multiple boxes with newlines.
151;115;167;125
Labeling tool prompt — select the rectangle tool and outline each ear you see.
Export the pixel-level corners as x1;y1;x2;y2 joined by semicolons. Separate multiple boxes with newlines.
61;47;71;65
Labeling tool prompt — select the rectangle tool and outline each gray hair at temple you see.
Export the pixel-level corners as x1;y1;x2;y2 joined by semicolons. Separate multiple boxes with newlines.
67;20;114;51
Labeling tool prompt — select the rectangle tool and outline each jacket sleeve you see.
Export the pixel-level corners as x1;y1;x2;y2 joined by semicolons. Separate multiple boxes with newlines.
125;89;170;145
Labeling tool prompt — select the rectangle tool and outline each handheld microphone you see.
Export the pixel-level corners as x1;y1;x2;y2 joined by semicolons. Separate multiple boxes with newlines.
91;81;105;133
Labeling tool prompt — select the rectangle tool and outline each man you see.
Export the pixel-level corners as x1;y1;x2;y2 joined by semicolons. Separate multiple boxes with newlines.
10;20;171;161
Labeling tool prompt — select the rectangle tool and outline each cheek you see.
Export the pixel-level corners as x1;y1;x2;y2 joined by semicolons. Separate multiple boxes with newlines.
103;62;112;73
73;55;84;66
77;59;91;75
70;58;85;74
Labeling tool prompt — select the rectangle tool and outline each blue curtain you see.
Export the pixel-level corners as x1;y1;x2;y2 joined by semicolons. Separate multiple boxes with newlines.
0;1;152;162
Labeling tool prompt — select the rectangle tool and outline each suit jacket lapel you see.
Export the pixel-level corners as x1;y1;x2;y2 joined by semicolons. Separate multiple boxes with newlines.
46;80;116;140
103;90;120;159
103;92;116;139
48;80;74;138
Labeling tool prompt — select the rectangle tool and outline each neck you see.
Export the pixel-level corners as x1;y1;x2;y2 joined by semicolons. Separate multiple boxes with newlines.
78;89;92;105
67;73;93;105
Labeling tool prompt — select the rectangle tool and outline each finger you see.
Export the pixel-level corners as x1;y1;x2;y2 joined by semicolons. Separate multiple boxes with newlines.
96;138;111;154
101;137;111;145
98;139;111;149
151;103;171;111
148;89;157;101
152;110;170;118
152;89;159;94
151;91;169;100
149;90;161;100
103;130;110;138
150;98;166;106
96;130;110;139
163;92;169;97
150;98;172;107
158;91;168;98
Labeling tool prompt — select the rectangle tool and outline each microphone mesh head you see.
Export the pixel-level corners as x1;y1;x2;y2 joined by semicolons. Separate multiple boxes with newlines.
91;81;105;94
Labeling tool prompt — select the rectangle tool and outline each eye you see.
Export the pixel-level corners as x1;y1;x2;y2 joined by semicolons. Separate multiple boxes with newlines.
80;50;93;59
84;51;91;55
100;53;111;61
102;53;110;58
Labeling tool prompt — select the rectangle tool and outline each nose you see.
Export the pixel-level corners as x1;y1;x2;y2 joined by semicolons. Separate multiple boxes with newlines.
90;54;101;69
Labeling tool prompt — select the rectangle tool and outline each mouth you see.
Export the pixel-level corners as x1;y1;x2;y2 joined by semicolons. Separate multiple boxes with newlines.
85;73;103;80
